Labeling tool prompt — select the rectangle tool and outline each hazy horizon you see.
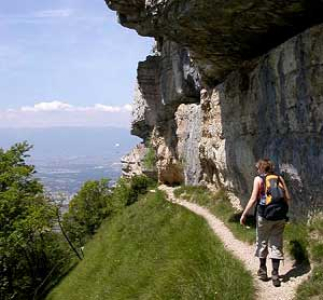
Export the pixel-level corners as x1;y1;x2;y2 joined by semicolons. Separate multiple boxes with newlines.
0;126;141;159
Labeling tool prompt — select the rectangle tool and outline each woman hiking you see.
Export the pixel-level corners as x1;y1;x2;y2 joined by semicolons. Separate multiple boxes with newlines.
240;159;291;287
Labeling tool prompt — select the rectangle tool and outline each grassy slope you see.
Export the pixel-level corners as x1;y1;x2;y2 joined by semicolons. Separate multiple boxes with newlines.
47;190;254;300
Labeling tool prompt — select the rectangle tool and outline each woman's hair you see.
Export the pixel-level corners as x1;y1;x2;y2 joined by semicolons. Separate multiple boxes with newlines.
255;158;275;174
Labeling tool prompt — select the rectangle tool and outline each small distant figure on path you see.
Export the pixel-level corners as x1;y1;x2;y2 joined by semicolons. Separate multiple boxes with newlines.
240;159;291;287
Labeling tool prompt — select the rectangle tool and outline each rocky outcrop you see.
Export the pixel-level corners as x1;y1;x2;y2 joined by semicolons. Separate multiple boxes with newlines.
121;143;158;179
121;144;146;177
111;1;323;218
106;0;323;83
130;41;200;184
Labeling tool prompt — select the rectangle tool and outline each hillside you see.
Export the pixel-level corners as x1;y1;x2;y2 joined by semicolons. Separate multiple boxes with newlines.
46;190;253;300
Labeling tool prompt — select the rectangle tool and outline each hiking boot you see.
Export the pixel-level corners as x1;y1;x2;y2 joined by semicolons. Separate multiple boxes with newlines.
272;272;281;287
257;268;268;281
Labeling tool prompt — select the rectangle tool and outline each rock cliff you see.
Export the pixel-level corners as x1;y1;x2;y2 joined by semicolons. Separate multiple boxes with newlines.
106;0;323;218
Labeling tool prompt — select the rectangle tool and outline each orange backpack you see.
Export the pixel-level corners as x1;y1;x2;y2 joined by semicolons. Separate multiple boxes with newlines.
262;174;288;220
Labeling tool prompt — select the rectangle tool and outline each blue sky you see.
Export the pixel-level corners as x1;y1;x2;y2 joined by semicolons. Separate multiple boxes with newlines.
0;0;153;127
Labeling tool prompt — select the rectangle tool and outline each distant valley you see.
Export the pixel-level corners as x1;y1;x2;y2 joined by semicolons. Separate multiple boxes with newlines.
0;127;140;199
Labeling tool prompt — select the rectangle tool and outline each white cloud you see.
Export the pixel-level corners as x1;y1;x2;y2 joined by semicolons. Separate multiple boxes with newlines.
0;101;133;128
91;104;132;112
19;101;132;113
21;101;73;112
93;104;121;112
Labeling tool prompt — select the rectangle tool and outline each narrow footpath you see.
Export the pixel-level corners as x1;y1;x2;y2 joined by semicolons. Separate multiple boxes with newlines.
159;185;311;300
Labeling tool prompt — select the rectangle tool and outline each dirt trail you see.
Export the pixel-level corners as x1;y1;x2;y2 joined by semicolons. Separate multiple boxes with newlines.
159;185;311;300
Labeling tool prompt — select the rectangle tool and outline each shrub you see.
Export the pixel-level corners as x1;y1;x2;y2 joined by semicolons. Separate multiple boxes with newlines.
142;140;156;170
62;178;113;247
127;175;156;205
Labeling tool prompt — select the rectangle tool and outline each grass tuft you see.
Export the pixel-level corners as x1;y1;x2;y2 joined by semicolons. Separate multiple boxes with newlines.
296;215;323;299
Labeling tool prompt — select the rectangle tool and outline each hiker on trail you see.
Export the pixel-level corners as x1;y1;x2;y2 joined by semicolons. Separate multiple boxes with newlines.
240;159;291;287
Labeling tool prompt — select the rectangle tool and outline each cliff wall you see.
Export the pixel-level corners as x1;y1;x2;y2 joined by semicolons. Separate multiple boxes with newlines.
111;1;323;218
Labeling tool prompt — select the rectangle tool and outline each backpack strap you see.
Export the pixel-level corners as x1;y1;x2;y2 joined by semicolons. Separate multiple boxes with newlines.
259;174;266;196
255;175;266;219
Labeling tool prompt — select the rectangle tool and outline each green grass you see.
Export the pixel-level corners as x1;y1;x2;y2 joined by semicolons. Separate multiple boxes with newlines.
174;186;256;244
46;190;254;300
296;216;323;300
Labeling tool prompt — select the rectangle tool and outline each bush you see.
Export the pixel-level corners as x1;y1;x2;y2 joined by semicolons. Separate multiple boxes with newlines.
111;175;157;207
62;179;113;247
63;175;157;248
127;175;157;206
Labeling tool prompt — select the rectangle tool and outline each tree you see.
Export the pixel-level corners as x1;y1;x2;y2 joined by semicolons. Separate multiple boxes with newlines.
62;179;113;247
0;142;70;300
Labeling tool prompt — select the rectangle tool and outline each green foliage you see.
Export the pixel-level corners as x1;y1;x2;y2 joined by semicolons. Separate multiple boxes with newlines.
62;175;156;248
142;140;156;169
47;191;253;300
126;175;157;206
0;142;71;300
62;179;113;247
111;175;157;208
296;215;323;299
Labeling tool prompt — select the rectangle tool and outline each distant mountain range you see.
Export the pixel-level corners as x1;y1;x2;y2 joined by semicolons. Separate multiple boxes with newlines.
0;127;140;160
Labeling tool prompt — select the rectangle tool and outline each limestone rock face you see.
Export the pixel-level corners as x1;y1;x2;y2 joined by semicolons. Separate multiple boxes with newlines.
121;144;146;177
175;103;202;185
113;2;323;217
216;24;323;215
129;41;200;184
131;56;161;140
199;88;227;189
121;143;158;179
193;24;323;216
106;0;323;82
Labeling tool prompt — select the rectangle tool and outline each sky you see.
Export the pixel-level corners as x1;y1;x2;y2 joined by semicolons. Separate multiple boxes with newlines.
0;0;153;128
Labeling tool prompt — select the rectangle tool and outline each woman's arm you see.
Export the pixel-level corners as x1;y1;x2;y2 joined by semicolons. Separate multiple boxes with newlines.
240;177;260;225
